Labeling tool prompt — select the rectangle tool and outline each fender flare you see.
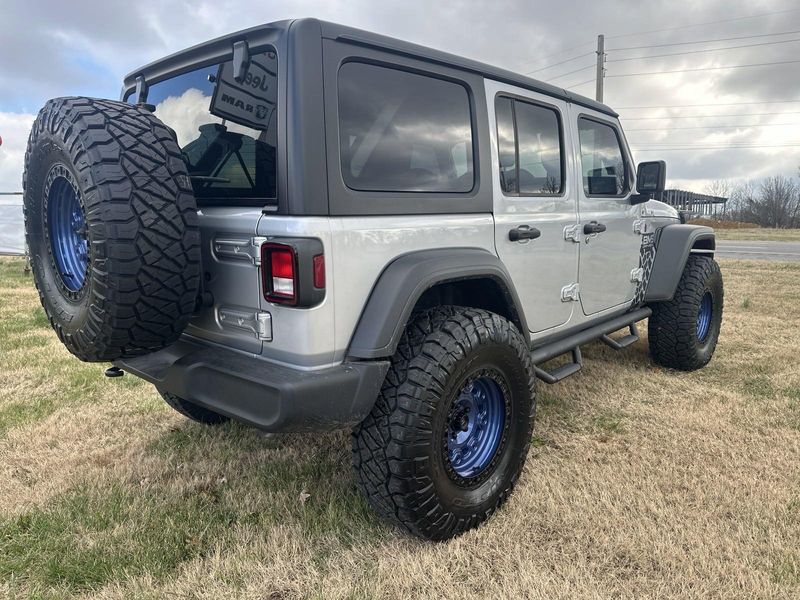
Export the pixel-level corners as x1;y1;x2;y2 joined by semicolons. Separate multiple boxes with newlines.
644;224;715;302
347;248;530;359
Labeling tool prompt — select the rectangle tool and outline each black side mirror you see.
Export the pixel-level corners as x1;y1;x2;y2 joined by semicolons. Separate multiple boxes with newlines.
632;160;666;204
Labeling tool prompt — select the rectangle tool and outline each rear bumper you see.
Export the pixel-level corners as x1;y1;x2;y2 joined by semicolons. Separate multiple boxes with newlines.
116;339;389;432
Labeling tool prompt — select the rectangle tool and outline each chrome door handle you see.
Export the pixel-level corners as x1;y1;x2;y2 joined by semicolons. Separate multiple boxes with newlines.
509;225;542;242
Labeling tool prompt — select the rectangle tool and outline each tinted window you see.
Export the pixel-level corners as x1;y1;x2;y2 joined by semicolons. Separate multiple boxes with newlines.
338;62;474;193
578;118;626;196
494;97;563;196
131;50;278;205
495;97;516;194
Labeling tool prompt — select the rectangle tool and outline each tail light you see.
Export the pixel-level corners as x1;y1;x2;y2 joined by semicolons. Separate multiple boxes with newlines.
263;243;297;305
261;238;325;307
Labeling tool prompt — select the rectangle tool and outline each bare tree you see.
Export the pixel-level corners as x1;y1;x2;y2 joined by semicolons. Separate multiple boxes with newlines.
733;175;799;228
703;179;732;219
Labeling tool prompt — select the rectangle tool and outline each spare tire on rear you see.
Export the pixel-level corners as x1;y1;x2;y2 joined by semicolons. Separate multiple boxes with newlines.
23;97;201;362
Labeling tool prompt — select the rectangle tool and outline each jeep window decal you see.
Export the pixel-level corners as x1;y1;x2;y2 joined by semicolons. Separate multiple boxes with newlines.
209;53;277;131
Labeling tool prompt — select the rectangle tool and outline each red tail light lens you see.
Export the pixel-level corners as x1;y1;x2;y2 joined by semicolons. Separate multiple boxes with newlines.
312;254;325;289
263;243;297;305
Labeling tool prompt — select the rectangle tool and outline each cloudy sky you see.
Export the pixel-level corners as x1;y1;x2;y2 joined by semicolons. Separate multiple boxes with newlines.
1;0;799;194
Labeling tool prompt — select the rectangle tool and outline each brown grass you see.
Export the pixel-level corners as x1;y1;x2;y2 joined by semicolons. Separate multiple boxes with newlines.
713;228;800;242
1;256;800;599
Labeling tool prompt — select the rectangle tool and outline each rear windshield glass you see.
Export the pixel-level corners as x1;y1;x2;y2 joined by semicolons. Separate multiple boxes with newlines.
128;49;278;206
337;62;474;193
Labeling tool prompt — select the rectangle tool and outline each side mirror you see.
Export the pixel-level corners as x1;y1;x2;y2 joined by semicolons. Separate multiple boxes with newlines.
637;160;666;194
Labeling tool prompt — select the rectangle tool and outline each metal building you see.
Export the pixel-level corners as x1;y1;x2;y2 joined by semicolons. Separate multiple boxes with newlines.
655;189;728;218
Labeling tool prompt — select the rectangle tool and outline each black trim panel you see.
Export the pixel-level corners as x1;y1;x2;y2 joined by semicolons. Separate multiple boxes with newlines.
645;224;715;302
117;338;389;432
347;248;529;359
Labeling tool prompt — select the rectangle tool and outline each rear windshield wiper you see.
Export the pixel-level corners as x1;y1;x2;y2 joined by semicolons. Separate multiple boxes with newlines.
189;176;231;183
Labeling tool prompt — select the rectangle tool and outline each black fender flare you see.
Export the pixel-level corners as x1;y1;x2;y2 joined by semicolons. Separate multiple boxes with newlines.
644;224;715;302
347;248;530;359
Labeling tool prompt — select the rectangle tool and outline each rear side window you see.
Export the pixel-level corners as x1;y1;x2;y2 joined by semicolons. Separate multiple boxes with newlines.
337;62;474;193
493;96;563;196
578;117;627;196
129;49;278;206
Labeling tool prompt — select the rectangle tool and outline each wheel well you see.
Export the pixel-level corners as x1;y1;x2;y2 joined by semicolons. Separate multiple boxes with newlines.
413;278;526;334
691;236;715;253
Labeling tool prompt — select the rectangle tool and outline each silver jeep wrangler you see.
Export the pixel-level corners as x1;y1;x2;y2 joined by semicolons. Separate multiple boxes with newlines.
23;19;722;540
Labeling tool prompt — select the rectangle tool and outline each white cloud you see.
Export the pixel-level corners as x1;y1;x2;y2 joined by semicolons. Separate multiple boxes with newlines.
1;0;799;194
0;112;35;194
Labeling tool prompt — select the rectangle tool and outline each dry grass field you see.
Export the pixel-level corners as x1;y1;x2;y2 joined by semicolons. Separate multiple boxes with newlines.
714;228;800;242
1;255;799;599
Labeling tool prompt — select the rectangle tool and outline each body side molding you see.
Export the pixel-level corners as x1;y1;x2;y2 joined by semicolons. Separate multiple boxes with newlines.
347;248;529;359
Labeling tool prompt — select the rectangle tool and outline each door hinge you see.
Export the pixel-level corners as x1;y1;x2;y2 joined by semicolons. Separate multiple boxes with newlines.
563;224;581;243
630;267;645;283
561;283;580;302
633;219;653;235
214;236;267;265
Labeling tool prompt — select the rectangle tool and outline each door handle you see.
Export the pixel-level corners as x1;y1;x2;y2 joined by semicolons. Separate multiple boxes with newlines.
583;221;607;235
509;225;542;242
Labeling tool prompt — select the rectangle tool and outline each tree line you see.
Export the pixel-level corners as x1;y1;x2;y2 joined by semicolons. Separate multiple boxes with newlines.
704;171;800;229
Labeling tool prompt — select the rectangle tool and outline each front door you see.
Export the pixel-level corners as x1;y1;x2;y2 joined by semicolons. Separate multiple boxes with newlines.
487;81;579;333
572;112;642;315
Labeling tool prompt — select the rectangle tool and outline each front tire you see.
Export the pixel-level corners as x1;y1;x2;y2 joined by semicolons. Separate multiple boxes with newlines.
352;307;536;540
648;254;723;371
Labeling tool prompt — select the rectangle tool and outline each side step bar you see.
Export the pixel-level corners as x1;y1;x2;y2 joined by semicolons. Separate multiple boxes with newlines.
531;307;652;384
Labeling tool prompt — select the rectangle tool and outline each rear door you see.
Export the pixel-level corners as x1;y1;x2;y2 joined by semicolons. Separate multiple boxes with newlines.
572;111;642;315
486;80;579;333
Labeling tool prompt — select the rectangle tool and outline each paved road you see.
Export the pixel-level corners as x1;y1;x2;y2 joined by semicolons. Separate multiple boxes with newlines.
715;240;800;262
0;200;25;256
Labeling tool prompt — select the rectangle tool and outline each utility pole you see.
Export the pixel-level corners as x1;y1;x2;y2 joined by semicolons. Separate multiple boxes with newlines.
595;34;605;103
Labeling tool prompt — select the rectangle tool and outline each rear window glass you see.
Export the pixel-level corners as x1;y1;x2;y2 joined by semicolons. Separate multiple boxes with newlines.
129;49;278;205
337;62;474;193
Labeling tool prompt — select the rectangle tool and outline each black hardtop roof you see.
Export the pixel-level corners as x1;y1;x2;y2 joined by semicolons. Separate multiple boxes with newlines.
123;18;617;118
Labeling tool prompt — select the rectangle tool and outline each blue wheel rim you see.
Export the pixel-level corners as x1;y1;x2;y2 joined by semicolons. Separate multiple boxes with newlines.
446;375;506;479
696;291;713;342
46;173;88;292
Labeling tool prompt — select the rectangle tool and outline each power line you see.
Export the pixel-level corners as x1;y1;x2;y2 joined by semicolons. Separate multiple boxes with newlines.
525;52;594;75
626;122;800;131
633;144;800;151
607;37;800;63
606;59;800;78
517;8;800;75
606;8;800;41
565;78;596;90
618;99;800;109
516;42;595;70
609;29;800;51
622;111;800;120
546;63;595;82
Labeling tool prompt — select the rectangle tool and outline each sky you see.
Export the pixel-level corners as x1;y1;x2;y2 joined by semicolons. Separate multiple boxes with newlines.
1;0;799;195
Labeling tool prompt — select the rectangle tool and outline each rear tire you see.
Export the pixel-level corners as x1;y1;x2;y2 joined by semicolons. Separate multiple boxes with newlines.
23;97;201;362
648;254;723;371
352;306;536;540
160;391;229;426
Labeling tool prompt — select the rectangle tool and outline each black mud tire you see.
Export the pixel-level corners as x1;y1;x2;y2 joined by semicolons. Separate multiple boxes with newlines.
160;391;229;426
352;306;536;541
648;254;723;371
23;97;201;362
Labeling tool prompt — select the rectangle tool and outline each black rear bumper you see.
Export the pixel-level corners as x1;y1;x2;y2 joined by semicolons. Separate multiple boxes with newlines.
116;339;389;432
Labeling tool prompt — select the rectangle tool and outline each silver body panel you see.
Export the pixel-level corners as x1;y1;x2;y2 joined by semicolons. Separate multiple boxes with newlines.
186;75;679;371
